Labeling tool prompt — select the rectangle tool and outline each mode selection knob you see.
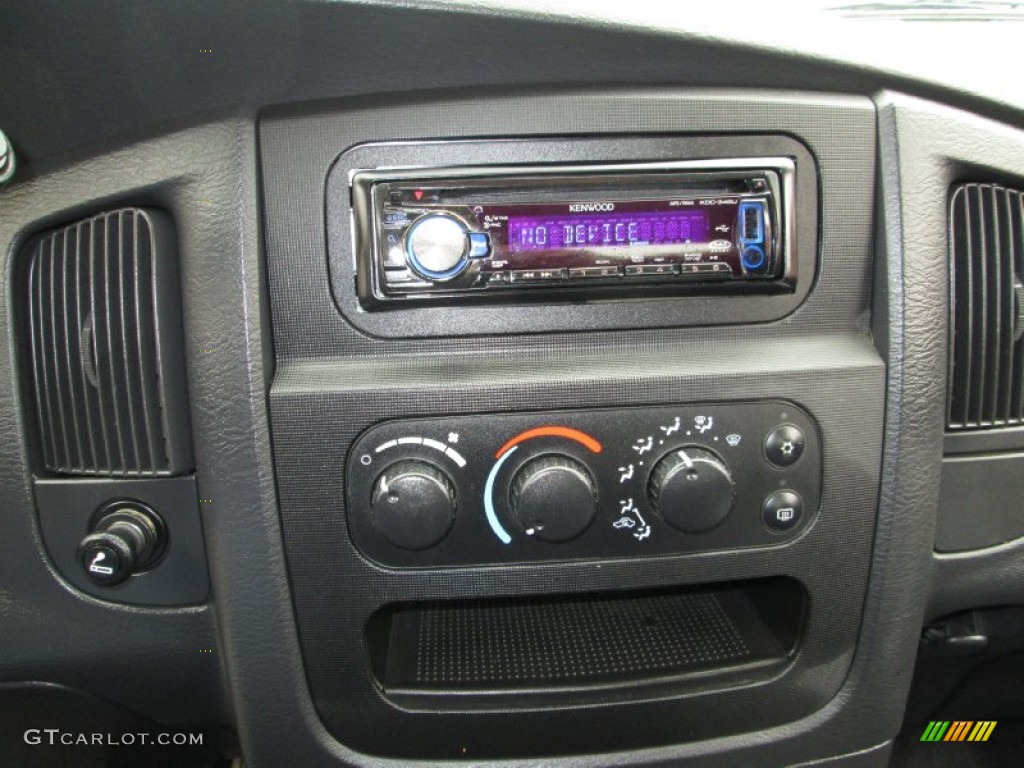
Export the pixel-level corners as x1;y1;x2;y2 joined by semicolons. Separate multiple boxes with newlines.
371;460;456;550
405;213;470;280
509;454;597;542
648;447;736;533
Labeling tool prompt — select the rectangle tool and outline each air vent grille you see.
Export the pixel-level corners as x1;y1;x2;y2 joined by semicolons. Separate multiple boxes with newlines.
948;184;1024;430
25;208;192;476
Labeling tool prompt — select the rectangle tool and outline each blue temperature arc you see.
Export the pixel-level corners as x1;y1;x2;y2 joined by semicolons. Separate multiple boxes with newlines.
484;445;518;544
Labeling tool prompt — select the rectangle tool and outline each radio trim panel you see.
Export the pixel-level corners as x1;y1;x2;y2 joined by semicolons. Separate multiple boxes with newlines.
326;135;819;337
351;158;796;308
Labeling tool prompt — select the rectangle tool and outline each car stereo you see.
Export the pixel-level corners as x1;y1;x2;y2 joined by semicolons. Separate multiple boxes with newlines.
351;158;795;308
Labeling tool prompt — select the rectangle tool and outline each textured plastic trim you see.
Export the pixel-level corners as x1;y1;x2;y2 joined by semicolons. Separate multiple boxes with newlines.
34;476;210;606
264;88;881;760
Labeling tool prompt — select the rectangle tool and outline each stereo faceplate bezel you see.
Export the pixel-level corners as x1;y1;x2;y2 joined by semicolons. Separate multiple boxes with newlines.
351;158;796;307
326;135;819;338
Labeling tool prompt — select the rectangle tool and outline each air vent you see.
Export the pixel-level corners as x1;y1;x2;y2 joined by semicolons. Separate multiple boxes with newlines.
948;184;1024;430
24;208;192;476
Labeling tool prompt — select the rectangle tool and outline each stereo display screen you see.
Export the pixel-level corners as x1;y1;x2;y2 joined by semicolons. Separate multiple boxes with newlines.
507;208;710;252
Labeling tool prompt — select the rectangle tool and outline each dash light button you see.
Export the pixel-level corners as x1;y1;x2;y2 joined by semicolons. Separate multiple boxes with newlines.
764;424;805;467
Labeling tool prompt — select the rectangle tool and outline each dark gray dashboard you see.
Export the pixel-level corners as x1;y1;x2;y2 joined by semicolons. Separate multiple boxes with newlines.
1;1;1023;767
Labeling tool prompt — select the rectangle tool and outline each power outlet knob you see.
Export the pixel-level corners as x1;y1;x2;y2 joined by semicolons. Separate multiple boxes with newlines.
78;502;166;586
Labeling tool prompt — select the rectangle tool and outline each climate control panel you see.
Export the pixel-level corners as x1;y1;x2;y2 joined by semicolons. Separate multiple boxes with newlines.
345;402;820;567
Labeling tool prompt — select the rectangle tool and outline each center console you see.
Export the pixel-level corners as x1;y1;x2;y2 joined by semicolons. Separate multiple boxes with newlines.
261;89;882;760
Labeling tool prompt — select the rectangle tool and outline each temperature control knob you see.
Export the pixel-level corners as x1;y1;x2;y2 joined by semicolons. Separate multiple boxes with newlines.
648;447;735;533
371;461;456;550
509;455;597;542
405;213;469;280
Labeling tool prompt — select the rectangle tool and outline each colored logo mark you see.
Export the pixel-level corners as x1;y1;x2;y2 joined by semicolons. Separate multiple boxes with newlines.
920;721;997;742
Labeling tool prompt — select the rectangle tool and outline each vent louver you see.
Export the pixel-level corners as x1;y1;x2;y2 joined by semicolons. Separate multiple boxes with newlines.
24;208;192;476
948;184;1024;431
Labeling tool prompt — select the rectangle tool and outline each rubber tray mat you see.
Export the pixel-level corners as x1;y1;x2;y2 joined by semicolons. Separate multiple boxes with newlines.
381;585;788;700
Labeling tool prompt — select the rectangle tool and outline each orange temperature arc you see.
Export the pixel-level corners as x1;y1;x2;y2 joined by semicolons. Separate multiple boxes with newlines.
495;426;602;458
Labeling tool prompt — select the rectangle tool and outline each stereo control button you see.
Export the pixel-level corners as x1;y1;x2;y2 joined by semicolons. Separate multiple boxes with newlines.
764;424;805;467
382;229;408;269
405;214;469;280
648;447;735;533
678;263;732;279
625;264;678;277
509;455;596;542
568;266;622;279
510;269;565;284
467;232;491;259
371;461;456;550
384;269;431;288
741;245;767;272
762;490;803;532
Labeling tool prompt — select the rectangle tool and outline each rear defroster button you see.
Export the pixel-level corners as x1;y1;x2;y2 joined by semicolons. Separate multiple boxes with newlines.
762;490;803;532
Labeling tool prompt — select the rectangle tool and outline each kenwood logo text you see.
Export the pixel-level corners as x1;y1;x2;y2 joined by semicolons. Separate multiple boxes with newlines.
568;203;615;212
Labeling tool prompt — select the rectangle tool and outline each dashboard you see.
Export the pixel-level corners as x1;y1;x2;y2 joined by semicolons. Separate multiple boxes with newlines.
2;2;1024;766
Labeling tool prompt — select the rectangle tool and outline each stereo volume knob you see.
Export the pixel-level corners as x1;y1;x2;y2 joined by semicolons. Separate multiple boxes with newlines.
405;213;469;280
648;447;735;533
371;461;456;550
510;455;597;542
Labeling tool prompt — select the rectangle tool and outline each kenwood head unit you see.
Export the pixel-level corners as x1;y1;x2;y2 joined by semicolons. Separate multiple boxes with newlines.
351;158;795;309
